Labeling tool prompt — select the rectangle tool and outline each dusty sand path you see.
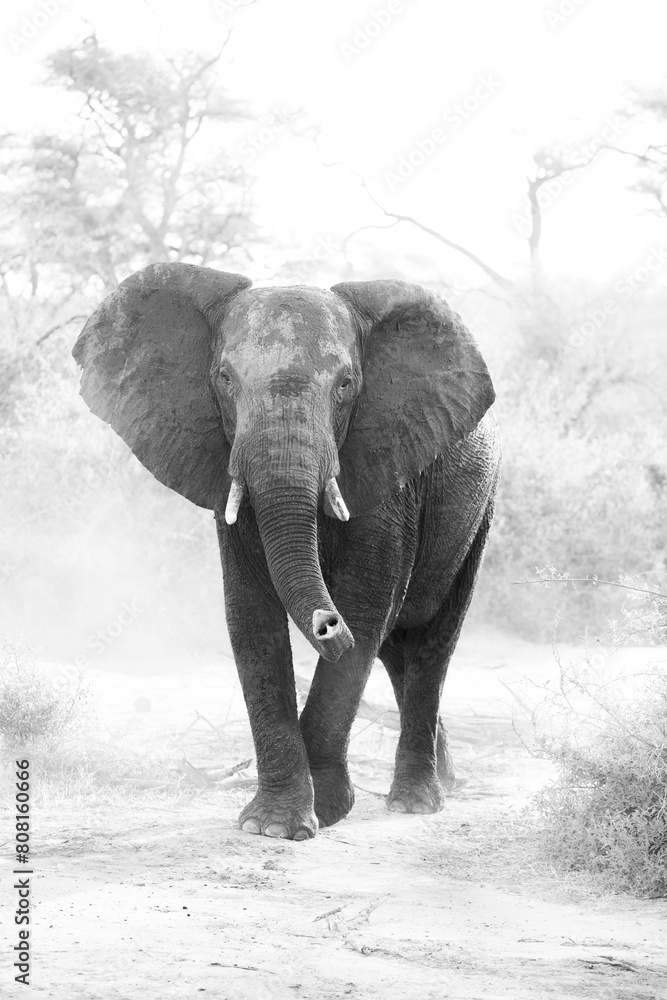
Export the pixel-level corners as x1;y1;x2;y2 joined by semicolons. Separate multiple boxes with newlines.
3;632;666;998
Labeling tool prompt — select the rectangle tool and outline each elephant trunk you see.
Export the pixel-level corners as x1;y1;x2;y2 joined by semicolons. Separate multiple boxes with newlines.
250;479;354;661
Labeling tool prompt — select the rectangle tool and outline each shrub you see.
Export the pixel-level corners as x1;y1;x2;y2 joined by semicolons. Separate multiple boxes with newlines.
472;360;667;640
0;635;93;751
532;588;667;896
0;635;178;789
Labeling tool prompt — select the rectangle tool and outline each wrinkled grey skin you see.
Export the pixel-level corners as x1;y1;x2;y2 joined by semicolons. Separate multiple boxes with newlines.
73;263;501;840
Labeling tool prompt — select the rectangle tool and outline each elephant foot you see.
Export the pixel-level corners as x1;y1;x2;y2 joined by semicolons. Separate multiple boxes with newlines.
238;790;318;841
311;763;355;828
386;772;445;815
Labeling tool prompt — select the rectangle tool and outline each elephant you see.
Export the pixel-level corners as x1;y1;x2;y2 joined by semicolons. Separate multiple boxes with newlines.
72;263;501;840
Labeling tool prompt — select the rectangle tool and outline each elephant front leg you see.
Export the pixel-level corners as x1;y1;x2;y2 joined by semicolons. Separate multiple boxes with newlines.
235;648;317;840
299;638;377;828
217;513;317;840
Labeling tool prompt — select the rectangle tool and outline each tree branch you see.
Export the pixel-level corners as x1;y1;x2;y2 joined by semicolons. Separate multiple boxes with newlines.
514;575;667;601
326;160;513;290
35;314;88;346
523;147;609;265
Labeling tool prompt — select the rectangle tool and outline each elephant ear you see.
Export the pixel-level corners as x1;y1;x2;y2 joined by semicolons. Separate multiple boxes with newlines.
331;279;495;516
72;262;252;509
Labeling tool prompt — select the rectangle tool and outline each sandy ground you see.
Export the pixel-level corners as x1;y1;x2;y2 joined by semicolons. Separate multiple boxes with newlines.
2;631;666;999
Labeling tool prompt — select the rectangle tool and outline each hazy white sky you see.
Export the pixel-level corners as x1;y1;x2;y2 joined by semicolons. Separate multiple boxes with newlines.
1;0;666;284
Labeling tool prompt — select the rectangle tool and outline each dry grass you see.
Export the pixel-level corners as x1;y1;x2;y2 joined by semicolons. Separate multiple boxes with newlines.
529;636;667;898
0;635;256;799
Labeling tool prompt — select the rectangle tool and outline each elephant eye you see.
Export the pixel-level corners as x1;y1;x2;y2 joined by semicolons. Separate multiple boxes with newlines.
334;374;356;403
219;368;232;387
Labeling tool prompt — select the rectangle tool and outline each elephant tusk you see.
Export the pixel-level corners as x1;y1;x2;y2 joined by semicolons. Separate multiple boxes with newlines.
225;479;244;525
324;477;350;522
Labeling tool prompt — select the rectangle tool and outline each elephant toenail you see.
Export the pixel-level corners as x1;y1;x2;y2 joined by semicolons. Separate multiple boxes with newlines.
293;827;314;841
241;818;262;834
388;799;408;812
264;823;289;838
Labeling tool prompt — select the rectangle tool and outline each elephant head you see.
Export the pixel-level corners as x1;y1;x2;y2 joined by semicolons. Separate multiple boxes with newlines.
73;264;495;661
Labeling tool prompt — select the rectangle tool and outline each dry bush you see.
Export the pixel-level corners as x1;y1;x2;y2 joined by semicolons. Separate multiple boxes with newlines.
474;361;667;640
532;591;667;897
0;635;177;791
0;635;93;750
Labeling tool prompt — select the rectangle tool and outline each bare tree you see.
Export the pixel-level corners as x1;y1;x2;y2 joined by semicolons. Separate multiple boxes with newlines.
0;34;259;319
614;88;667;216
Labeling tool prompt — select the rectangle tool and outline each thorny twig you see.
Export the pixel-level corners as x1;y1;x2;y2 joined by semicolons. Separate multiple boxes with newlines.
514;574;667;601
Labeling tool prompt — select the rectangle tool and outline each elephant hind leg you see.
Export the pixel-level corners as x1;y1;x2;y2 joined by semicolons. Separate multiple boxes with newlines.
380;639;455;793
379;502;493;812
